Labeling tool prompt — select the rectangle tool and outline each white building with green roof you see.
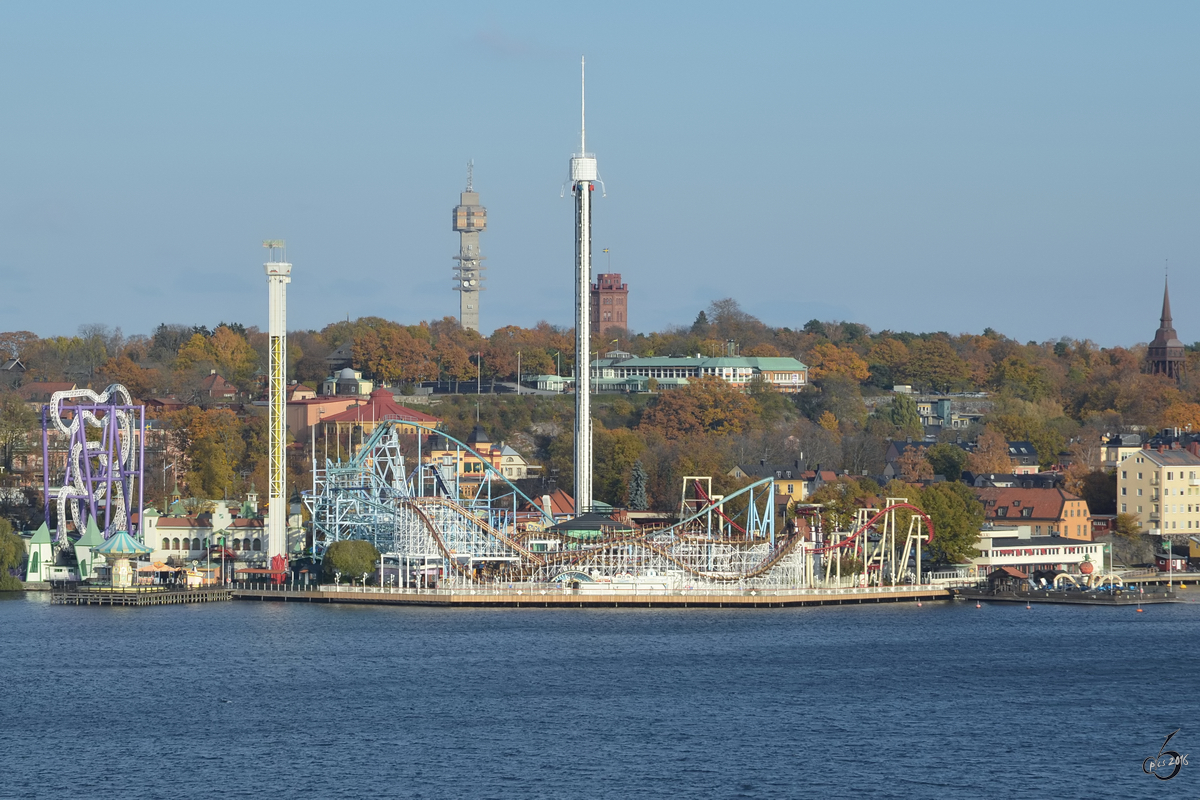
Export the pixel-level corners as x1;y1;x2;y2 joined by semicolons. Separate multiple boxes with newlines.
589;353;807;393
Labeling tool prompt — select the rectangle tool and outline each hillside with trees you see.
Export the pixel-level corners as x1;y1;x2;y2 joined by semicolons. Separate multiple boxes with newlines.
1;296;1190;521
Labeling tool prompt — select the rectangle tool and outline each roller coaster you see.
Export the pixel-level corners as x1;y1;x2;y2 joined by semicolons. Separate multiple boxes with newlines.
303;418;934;589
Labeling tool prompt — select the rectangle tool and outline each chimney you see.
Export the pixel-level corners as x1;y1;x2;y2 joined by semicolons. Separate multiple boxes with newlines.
1158;445;1165;453
760;459;766;466
1172;441;1181;450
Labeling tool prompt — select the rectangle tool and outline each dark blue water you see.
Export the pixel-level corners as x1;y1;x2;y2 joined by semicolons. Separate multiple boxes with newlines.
2;593;1199;799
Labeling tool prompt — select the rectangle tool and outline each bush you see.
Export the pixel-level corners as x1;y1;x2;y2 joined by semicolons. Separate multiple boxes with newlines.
321;540;381;583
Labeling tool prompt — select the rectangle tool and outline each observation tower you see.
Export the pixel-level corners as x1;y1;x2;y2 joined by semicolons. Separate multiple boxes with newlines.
263;240;291;560
570;58;599;513
452;162;487;332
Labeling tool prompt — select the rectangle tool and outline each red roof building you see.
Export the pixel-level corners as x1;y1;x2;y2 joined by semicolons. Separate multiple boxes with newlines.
199;371;237;400
318;389;442;456
974;487;1092;540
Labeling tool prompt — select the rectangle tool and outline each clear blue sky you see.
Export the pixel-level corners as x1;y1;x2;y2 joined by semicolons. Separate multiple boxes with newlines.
1;1;1197;347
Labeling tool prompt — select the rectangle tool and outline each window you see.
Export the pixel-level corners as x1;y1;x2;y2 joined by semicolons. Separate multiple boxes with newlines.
1121;503;1127;512
1138;489;1143;496
1122;471;1127;479
29;551;38;572
162;538;170;550
1169;472;1175;481
1121;487;1126;495
172;538;180;550
1138;473;1143;480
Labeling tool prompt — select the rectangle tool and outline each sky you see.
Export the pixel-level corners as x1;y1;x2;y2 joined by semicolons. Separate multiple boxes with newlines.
1;1;1198;347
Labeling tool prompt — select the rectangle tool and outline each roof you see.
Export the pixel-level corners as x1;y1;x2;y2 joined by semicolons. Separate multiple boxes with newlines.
521;488;575;516
200;372;236;395
77;519;105;547
17;381;77;401
1126;448;1200;467
590;355;807;371
547;512;633;536
735;461;806;480
1006;441;1038;458
974;487;1087;522
29;523;52;544
320;388;440;424
983;535;1090;548
989;567;1029;579
95;531;153;556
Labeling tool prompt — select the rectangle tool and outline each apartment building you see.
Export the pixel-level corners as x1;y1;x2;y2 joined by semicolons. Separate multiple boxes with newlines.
1117;445;1200;536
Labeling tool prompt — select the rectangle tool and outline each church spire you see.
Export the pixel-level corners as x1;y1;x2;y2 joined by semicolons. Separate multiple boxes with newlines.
1148;274;1185;381
1161;276;1174;328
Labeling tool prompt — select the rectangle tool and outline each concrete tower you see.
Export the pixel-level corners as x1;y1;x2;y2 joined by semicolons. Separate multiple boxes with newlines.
570;58;598;514
1148;276;1185;381
452;162;487;332
263;240;291;560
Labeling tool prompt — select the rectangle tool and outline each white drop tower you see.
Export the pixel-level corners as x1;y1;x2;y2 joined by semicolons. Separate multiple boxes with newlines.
263;240;291;561
570;57;598;514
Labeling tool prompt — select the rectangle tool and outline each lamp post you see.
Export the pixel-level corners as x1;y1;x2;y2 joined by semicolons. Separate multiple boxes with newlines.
516;351;521;396
476;352;481;395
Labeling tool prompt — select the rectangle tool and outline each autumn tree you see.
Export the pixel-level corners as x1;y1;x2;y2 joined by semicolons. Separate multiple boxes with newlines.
897;448;934;482
905;338;970;391
966;428;1012;474
99;355;161;399
166;408;250;500
638;376;755;440
0;331;38;361
806;342;870;382
0;392;37;474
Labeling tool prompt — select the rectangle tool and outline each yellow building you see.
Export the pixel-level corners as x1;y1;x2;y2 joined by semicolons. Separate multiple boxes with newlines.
1117;445;1200;535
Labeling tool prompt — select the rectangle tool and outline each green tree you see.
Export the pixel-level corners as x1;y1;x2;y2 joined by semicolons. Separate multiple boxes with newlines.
0;391;37;473
627;460;649;510
593;426;646;508
0;520;25;590
322;540;381;583
884;393;923;438
1077;470;1116;515
916;482;983;564
925;442;967;481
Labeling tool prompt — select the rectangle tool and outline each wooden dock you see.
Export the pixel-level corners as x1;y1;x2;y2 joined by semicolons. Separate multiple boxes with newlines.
50;585;232;606
951;587;1183;606
232;584;950;608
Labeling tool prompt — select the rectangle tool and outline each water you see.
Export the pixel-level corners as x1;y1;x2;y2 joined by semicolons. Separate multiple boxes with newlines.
2;593;1199;799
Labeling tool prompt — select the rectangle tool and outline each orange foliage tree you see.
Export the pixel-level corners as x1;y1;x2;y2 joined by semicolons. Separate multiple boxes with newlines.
638;376;755;440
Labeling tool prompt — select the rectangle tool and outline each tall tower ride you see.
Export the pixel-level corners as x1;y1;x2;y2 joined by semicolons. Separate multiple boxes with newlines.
452;162;487;332
263;240;291;560
570;58;598;514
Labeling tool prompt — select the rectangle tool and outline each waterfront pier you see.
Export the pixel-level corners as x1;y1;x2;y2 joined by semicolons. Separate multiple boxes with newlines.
232;584;948;608
50;585;232;606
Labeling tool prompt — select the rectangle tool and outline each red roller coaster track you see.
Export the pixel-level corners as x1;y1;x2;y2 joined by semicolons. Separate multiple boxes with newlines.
809;502;934;554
